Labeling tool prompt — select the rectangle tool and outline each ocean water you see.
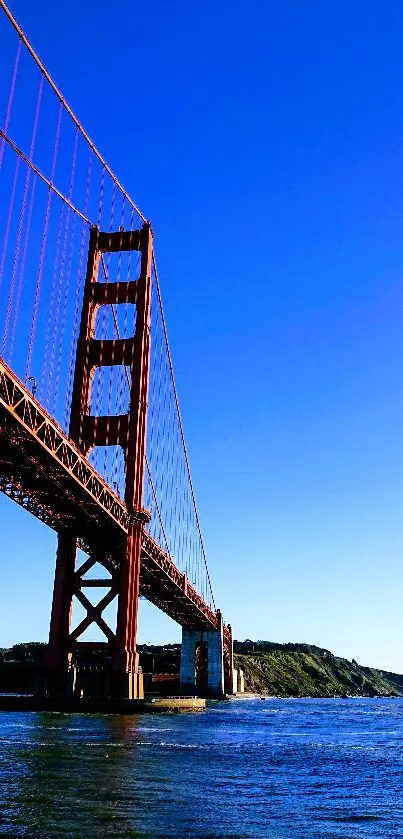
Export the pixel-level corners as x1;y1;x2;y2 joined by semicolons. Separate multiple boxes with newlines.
0;698;402;838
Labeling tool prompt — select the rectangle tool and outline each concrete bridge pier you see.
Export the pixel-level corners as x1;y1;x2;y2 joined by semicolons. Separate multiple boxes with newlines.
180;610;232;698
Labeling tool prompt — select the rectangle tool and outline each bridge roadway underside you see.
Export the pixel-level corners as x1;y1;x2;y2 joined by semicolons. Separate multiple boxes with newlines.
0;359;218;634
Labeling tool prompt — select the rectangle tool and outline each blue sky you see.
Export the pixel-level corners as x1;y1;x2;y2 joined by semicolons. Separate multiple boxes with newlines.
1;0;403;671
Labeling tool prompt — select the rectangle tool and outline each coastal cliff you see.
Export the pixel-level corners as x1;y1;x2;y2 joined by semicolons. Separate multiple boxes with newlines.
234;641;403;697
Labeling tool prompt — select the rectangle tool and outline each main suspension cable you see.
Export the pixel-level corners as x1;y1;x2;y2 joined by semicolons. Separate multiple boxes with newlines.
0;0;147;224
0;128;91;225
0;0;216;607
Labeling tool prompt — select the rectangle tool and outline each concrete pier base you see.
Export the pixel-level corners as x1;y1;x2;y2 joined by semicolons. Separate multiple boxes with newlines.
42;666;144;701
180;611;226;697
0;695;205;714
233;668;244;693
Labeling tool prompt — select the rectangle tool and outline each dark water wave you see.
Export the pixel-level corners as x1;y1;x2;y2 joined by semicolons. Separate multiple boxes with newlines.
0;698;402;838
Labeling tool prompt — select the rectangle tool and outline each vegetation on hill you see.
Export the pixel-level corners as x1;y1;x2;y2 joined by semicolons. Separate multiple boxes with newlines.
0;642;46;662
233;641;403;697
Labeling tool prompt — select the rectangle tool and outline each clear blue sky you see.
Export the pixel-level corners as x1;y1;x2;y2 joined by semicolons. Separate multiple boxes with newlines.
1;0;403;671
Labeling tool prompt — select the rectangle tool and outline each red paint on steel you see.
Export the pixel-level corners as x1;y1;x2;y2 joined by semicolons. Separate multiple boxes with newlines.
0;358;220;633
46;225;153;695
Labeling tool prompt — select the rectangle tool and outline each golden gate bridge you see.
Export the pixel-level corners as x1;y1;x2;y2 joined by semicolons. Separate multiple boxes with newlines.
0;0;233;701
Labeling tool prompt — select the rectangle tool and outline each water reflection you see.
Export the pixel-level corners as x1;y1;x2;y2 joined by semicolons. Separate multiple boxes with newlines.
1;700;403;838
0;714;149;837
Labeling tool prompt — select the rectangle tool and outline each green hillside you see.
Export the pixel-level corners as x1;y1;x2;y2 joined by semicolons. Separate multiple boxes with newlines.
233;641;403;697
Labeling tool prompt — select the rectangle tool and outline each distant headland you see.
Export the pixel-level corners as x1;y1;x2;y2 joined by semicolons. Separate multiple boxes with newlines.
1;640;402;698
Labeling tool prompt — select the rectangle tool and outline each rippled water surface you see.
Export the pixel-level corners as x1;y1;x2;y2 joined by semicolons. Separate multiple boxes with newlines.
0;698;402;838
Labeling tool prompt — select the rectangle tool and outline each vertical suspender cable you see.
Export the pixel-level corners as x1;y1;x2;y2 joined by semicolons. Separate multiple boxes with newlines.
2;74;44;357
0;37;21;172
26;103;63;380
0;0;216;611
152;253;216;608
64;150;92;431
9;174;36;363
0;156;20;299
51;127;79;416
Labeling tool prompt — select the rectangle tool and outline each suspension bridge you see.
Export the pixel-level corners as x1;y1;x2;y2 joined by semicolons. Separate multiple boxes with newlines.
0;1;233;701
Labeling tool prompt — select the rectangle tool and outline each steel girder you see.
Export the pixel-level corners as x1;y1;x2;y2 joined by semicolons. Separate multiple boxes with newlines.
0;357;220;633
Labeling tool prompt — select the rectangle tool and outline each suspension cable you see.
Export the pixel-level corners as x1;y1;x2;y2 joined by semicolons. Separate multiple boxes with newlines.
0;38;21;173
0;128;91;225
151;252;216;608
0;0;216;607
0;0;147;224
100;255;172;561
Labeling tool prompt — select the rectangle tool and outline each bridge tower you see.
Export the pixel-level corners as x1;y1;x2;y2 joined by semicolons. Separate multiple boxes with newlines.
45;224;152;699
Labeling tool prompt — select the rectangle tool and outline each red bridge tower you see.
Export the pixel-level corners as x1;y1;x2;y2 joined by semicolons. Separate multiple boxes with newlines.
46;224;152;699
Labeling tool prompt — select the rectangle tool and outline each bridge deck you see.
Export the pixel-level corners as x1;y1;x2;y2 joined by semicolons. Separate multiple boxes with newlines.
0;359;218;632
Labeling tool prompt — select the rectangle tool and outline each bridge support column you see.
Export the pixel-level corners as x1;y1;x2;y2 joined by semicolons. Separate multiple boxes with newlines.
111;519;144;700
43;224;152;701
44;531;77;696
180;611;230;697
